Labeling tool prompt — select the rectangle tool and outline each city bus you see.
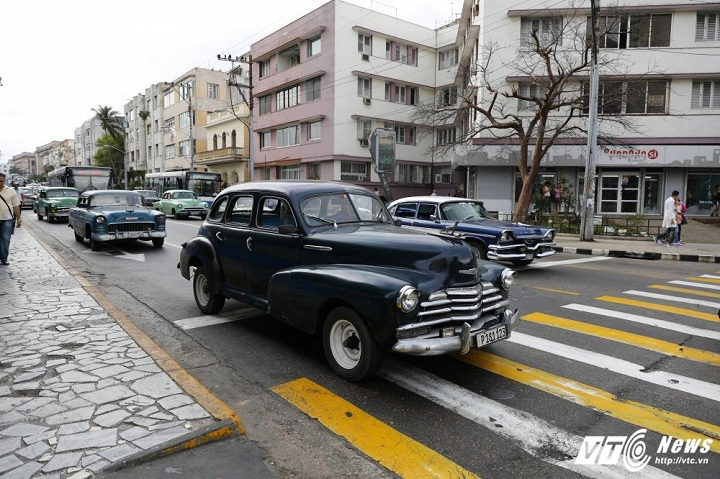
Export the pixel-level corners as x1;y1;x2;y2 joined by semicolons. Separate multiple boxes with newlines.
48;166;113;193
145;170;222;206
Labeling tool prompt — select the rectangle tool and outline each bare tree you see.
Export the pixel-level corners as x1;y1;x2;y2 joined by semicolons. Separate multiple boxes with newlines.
415;5;655;221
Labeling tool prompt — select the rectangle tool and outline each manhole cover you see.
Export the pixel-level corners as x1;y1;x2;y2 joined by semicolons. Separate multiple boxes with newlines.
485;387;514;400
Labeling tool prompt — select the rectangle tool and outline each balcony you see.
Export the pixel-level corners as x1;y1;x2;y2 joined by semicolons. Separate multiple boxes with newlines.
195;147;246;166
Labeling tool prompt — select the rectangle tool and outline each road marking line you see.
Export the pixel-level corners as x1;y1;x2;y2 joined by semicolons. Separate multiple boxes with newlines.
687;276;720;284
174;309;265;330
562;304;720;341
455;351;720;454
527;256;613;268
649;284;720;299
700;274;720;280
597;295;720;322
624;290;720;310
532;287;580;295
167;220;204;227
507;332;720;401
523;312;720;366
669;280;720;291
380;360;676;479
272;377;479;479
165;241;183;249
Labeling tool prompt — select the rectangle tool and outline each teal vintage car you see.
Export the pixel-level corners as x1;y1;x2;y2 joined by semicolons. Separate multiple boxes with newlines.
154;189;209;219
36;187;79;222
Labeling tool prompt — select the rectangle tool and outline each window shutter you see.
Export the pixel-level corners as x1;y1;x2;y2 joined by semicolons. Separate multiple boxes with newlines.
709;14;717;41
696;14;706;41
702;82;712;108
713;81;720;108
691;82;701;108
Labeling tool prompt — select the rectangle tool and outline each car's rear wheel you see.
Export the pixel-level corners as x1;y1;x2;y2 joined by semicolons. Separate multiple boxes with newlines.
193;266;225;314
89;236;100;251
172;209;180;220
152;238;164;248
37;212;43;221
323;307;383;382
74;232;84;243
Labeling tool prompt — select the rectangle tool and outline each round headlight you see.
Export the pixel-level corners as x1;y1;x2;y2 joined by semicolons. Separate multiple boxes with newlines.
177;203;184;208
95;216;106;224
501;268;517;290
499;230;514;243
396;286;419;313
543;230;555;242
157;214;166;224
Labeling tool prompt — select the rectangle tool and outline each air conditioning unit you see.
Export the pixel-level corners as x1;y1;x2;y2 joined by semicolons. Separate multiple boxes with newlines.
359;138;369;147
361;53;370;61
435;174;443;183
363;97;372;105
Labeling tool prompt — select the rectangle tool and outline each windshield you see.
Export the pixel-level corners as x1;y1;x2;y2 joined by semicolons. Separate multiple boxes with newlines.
300;193;392;227
90;193;143;207
174;191;196;199
47;189;79;198
441;201;492;221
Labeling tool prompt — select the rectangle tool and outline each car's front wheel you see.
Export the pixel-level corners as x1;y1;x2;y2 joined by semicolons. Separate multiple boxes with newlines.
37;212;43;221
152;238;164;248
193;266;225;314
465;240;488;261
323;307;383;382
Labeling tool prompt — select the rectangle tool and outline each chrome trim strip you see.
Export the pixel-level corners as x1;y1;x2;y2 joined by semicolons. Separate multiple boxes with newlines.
303;244;333;251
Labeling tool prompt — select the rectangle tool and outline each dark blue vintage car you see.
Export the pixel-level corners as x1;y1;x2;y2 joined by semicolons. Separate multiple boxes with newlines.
387;196;556;266
179;181;519;381
68;190;167;251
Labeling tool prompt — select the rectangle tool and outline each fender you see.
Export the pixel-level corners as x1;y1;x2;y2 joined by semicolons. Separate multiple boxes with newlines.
179;236;223;291
268;265;438;350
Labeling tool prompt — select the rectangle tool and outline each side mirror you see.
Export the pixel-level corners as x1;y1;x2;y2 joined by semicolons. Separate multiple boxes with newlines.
393;218;403;227
278;224;299;235
430;215;439;223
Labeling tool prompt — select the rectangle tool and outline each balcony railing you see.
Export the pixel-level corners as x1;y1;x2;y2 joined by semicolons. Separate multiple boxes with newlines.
195;147;245;165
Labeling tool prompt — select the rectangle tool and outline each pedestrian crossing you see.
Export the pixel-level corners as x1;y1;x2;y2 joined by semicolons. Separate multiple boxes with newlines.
178;266;720;477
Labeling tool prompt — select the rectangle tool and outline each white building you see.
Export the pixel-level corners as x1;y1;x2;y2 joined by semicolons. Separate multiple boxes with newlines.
74;117;113;168
461;0;720;216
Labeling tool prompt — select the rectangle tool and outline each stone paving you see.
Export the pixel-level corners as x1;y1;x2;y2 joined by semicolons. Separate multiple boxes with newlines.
0;228;215;478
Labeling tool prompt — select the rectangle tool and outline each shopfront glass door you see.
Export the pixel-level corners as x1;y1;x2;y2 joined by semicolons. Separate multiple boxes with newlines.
600;173;640;213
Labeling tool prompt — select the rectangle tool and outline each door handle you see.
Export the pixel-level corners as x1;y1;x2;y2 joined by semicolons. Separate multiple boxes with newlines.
215;231;225;241
246;236;255;251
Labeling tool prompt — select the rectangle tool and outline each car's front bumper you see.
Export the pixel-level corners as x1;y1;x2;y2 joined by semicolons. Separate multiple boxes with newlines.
391;308;520;356
487;241;556;261
91;230;167;241
179;208;207;216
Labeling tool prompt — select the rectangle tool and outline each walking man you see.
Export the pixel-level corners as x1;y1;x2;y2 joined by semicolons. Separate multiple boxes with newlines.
0;173;22;265
655;190;679;246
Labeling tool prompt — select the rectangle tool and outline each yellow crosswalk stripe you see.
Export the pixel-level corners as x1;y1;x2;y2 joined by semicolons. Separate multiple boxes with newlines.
523;312;720;366
649;284;720;299
455;351;720;454
687;276;720;284
272;378;480;479
532;286;580;295
597;295;720;322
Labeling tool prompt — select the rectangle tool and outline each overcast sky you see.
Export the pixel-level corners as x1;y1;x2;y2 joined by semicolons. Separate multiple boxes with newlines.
0;0;459;162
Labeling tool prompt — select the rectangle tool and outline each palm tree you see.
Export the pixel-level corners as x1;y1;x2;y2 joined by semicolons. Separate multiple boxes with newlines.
92;105;124;139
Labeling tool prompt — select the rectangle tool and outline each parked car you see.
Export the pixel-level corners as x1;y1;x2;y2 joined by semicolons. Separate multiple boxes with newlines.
17;186;36;209
386;196;556;266
35;187;79;222
179;181;519;381
154;189;209;219
134;189;161;207
68;190;166;250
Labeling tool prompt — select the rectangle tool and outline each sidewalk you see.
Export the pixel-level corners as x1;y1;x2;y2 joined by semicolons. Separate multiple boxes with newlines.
0;227;276;478
553;218;720;263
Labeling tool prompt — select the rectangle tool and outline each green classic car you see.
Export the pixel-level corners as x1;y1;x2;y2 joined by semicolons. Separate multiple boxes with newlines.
36;187;79;222
154;189;209;219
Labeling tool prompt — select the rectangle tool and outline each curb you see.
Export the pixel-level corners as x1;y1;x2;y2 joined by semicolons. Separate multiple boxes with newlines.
555;246;720;263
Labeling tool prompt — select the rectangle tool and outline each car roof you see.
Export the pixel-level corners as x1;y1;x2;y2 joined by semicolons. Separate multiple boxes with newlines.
222;181;374;199
81;190;138;196
388;196;480;205
165;189;193;193
42;187;77;190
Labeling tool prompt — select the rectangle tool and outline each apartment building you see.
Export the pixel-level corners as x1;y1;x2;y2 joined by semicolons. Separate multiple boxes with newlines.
462;0;720;215
35;141;60;174
74;117;113;168
250;0;476;197
10;152;35;177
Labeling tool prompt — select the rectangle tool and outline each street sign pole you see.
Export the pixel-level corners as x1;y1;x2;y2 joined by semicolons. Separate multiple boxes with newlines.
369;128;395;202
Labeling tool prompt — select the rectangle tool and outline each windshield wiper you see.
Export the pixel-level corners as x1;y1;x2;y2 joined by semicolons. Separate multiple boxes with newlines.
305;214;337;228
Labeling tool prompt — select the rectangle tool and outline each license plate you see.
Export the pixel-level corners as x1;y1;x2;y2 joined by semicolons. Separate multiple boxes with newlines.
118;231;142;239
476;325;507;347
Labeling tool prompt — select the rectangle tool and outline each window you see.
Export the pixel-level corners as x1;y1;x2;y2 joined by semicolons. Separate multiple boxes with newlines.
179;140;190;157
208;83;219;99
280;165;300;180
260;131;272;148
165;144;175;159
357;119;372;140
384;122;415;145
434;166;452;184
521;17;563;47
393;203;418;218
179;81;194;100
164;91;175;108
385;41;418;66
228;196;253;225
209;196;229;221
340;161;369;181
308;36;321;57
592;14;671;49
277;45;300;73
260;59;271;78
358;77;372;98
213;134;218;150
358;33;372;55
276;85;300;111
308;121;321;140
276;125;299;147
259;95;271;115
582;80;668;114
696;13;720;41
164;117;175;130
396;164;431;184
307;163;320;180
306;77;321;102
517;82;544;110
438;48;459;69
691;80;720;109
179;111;191;128
439;87;458;106
384;83;417;105
437;127;456;145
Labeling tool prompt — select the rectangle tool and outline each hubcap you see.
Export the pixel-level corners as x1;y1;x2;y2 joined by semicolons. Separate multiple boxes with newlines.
195;273;209;305
329;319;361;370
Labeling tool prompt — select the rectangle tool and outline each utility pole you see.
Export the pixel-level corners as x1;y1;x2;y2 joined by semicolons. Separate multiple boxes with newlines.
580;0;600;241
218;54;254;182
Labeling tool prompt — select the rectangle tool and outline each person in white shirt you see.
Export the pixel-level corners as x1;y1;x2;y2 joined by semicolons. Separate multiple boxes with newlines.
0;173;22;265
655;190;679;246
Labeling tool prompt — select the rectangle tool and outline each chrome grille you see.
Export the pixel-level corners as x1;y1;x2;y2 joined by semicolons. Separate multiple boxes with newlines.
523;239;540;246
415;281;507;326
108;222;155;233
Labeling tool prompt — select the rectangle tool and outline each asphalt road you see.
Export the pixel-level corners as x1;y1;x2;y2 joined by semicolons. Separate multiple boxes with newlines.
25;213;720;478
